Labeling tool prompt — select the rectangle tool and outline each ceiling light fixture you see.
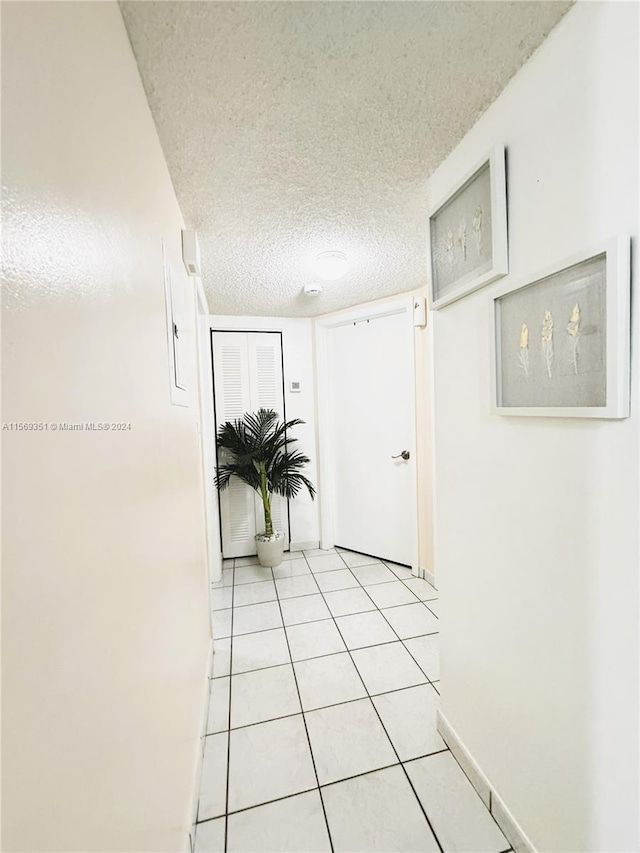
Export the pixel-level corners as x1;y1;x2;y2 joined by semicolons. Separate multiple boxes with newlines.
314;251;348;281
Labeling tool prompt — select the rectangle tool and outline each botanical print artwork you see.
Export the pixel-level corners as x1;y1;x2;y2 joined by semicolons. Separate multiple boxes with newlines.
446;228;454;270
457;218;467;261
431;161;493;299
473;206;483;252
567;303;581;375
541;310;554;378
517;304;585;382
518;323;530;376
441;210;483;270
497;254;606;409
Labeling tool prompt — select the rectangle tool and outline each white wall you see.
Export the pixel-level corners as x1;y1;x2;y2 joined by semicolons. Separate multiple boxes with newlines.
428;3;639;851
2;3;210;851
209;315;320;549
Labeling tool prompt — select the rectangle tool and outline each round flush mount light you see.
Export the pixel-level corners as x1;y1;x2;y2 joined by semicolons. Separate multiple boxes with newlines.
314;251;348;281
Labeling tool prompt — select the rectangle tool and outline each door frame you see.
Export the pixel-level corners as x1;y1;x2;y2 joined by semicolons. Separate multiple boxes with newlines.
210;328;291;557
195;280;223;585
314;296;419;572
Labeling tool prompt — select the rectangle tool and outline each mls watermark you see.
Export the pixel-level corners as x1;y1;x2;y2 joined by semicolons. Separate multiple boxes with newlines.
3;422;133;432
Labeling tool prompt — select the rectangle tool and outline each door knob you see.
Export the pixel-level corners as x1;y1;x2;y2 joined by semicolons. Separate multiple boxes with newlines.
392;450;410;460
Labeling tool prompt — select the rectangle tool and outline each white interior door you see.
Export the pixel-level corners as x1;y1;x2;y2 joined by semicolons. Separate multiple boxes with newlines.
327;311;416;566
212;331;289;558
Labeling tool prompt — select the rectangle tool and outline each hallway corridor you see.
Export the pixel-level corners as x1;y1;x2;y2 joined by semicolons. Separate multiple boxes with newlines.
196;549;510;852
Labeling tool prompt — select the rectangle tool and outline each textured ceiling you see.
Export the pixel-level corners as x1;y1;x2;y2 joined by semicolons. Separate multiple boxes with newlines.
121;1;572;317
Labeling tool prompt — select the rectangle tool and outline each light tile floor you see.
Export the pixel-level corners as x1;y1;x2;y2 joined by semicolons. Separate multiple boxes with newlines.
196;548;510;853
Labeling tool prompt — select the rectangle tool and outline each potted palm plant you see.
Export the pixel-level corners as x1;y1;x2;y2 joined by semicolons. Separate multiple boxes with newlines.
215;408;316;567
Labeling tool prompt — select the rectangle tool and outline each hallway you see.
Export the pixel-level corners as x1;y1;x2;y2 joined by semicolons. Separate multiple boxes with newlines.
197;549;509;852
3;3;639;851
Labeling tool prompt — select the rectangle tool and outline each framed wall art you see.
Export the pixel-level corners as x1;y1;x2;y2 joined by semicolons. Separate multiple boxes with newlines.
428;145;508;309
490;236;630;419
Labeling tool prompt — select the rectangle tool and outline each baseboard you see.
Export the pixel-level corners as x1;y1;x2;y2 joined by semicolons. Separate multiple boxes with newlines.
436;711;536;853
187;637;214;853
490;789;536;853
289;539;319;552
420;566;436;587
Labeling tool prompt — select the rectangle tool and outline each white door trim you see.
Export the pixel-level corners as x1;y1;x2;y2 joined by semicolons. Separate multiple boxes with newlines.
195;279;222;586
211;329;290;557
314;297;419;572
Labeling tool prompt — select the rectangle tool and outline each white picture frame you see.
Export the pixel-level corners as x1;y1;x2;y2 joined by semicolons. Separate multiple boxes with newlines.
428;145;508;310
490;236;631;419
162;240;190;407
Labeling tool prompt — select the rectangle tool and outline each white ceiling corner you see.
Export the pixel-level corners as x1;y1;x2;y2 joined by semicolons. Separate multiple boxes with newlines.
121;0;572;318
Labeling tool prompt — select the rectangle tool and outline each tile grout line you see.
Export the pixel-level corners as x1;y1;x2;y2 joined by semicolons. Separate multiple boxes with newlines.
302;553;439;685
331;558;441;679
215;580;437;618
223;558;236;853
218;640;398;677
216;558;438;679
194;741;445;827
206;551;441;848
215;630;438;685
225;554;435;586
211;677;441;733
368;592;440;681
310;553;439;689
299;551;447;853
214;582;433;613
224;622;439;645
313;555;502;846
312;552;437;609
216;785;322;821
315;749;448;789
197;560;233;839
269;561;336;853
209;554;510;851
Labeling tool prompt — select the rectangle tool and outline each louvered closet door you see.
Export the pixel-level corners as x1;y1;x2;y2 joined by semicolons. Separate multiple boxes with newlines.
247;335;288;546
212;331;289;558
213;333;256;557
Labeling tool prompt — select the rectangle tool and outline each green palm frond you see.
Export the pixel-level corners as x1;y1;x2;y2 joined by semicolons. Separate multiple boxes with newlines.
215;408;315;536
269;450;316;499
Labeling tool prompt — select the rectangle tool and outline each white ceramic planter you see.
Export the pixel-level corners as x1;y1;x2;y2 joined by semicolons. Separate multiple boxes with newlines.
255;531;285;567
